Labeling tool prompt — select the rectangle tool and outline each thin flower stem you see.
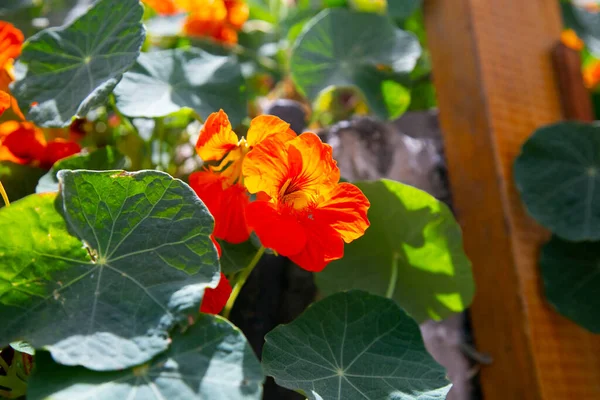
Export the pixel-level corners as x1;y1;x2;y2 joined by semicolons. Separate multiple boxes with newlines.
385;253;400;299
0;181;10;207
222;245;266;319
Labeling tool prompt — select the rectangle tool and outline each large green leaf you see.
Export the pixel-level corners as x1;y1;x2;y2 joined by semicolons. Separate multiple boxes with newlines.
514;122;600;241
540;236;600;333
28;315;264;399
10;0;146;127
316;180;474;322
262;291;452;400
290;8;420;119
0;170;220;370
36;146;126;193
219;239;260;275
114;48;247;126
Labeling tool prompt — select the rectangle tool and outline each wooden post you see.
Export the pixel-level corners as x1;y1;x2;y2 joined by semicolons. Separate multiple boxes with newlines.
552;43;594;121
424;1;600;399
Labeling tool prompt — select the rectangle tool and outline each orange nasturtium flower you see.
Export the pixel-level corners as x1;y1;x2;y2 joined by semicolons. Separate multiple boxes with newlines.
190;110;296;243
0;121;81;168
561;29;585;51
142;0;248;44
584;60;600;89
0;91;9;116
242;133;370;272
0;21;24;120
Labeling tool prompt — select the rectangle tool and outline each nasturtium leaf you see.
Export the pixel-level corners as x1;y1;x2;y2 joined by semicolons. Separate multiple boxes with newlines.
388;0;421;19
114;48;247;126
514;122;600;241
10;341;35;356
290;8;420;120
28;315;264;400
10;0;146;127
316;179;474;323
0;170;220;370
0;161;46;205
219;239;260;275
36;146;126;193
540;236;600;333
262;291;452;400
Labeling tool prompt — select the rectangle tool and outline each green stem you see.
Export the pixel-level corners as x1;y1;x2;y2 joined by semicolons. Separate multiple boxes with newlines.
385;253;399;299
222;246;266;319
154;117;167;170
0;181;10;207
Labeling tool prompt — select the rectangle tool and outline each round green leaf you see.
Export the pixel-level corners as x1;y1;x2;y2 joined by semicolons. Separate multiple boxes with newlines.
0;170;220;371
114;48;247;126
388;0;421;19
219;239;260;275
11;0;146;127
290;8;420;120
316;179;474;323
514;122;600;241
0;161;46;205
36;146;126;193
262;291;452;400
27;315;264;400
540;236;600;333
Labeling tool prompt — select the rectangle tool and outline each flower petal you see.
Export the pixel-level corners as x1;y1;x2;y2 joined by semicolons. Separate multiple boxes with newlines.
142;0;179;14
195;110;238;162
0;90;9;116
210;235;222;257
0;22;23;71
224;0;249;29
0;121;46;164
189;170;250;244
243;133;291;197
41;139;81;169
246;201;307;256
314;182;370;243
246;115;296;147
288;216;345;272
200;272;232;314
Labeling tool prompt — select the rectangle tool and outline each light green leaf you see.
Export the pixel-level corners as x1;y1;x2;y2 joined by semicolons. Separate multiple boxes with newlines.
114;48;247;126
514;122;600;241
540;236;600;333
316;179;474;322
36;146;126;193
290;8;420;119
27;315;264;400
10;0;146;127
262;291;452;400
0;170;220;371
10;341;35;356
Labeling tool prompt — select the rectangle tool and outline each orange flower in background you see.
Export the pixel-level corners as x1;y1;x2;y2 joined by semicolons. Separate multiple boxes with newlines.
0;21;24;120
0;121;81;168
584;60;600;89
561;29;584;51
0;91;9;116
142;0;248;44
190;110;296;243
200;272;232;314
243;132;370;272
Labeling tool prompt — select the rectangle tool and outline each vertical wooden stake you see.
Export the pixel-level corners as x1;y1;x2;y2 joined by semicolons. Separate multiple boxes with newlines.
424;0;600;399
552;43;594;121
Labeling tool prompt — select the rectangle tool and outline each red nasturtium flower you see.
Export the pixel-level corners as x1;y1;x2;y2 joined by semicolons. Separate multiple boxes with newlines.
142;0;248;44
190;110;295;243
584;61;600;89
0;90;9;116
0;121;81;168
243;132;370;272
199;237;232;314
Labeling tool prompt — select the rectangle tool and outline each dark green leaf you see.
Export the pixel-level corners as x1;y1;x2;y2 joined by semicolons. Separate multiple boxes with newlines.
28;315;264;399
114;48;247;126
540;236;600;333
0;161;46;205
11;0;146;127
514;122;600;241
290;8;420;119
36;146;126;193
219;239;260;275
262;291;452;400
0;170;220;370
388;0;421;19
316;180;474;322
